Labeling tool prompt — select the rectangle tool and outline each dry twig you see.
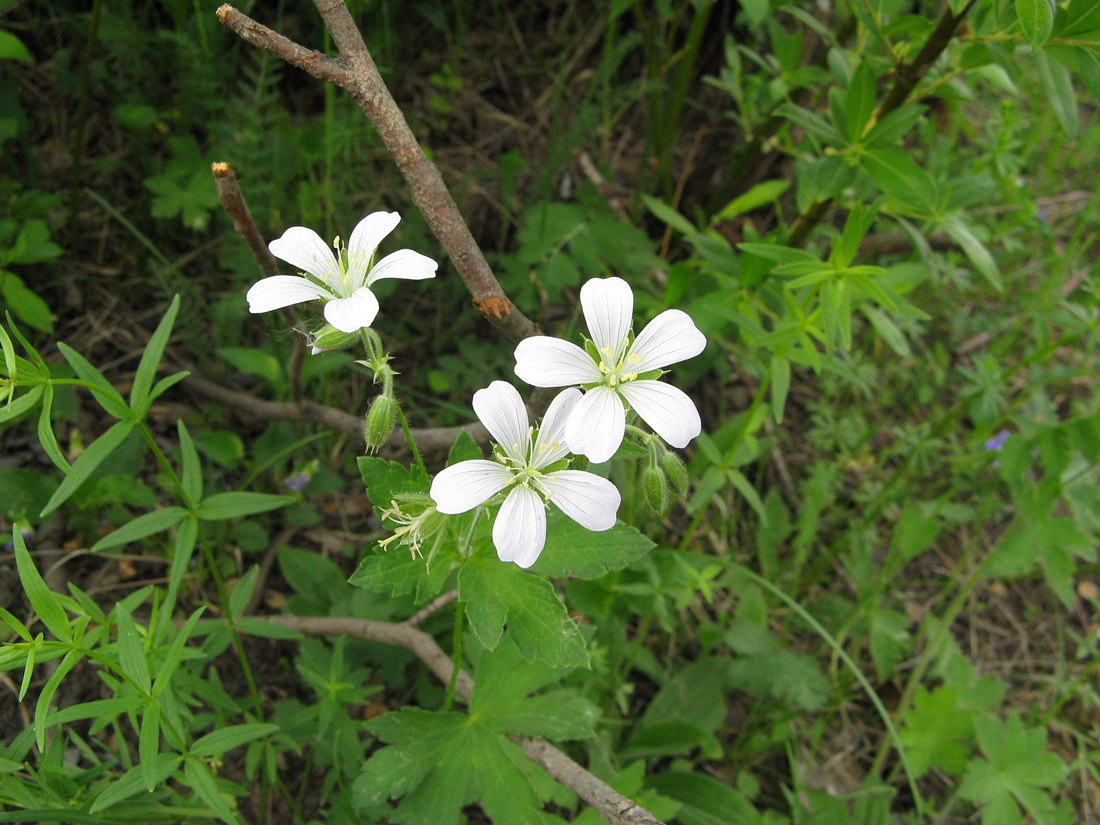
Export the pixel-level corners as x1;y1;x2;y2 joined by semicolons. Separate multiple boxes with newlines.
216;3;539;342
184;374;487;452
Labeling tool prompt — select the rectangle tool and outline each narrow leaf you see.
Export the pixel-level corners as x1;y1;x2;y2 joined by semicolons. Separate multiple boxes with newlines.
89;754;181;814
34;650;82;750
115;604;151;695
183;758;236;823
13;525;71;642
1037;50;1078;137
56;342;130;419
130;295;180;413
40;419;134;517
91;507;188;552
191;723;279;758
641;195;696;234
36;383;72;476
177;420;202;506
139;700;161;792
196;491;295;521
1016;0;1054;47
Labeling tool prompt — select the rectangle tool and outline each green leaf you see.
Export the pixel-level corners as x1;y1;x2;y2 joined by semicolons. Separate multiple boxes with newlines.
776;102;843;143
459;555;589;668
1017;0;1054;47
1037;50;1078;137
770;355;790;422
356;708;548;825
13;525;71;642
0;383;43;425
2;274;53;332
358;455;430;510
56;342;130;419
471;638;598;740
130;295;180;413
196;491;295;521
727;469;768;523
235;616;304;640
115;604;151;695
36;383;71;476
861;147;939;218
0;30;33;62
183;758;237;823
177;420;202;506
152;606;204;697
862;305;912;357
228;565;259;620
35;649;82;750
641;195;696;235
532;517;654;579
90;506;188;552
899;686;973;777
737;242;818;264
46;696;143;729
843;61;876;143
0;605;32;642
191;723;279;758
959;714;1067;825
940;216;1003;291
646;771;758;825
1055;0;1100;35
18;639;35;700
713;180;789;223
89;754;181;814
139;699;161;792
40;419;135;517
146;369;189;405
0;323;15;383
217;346;282;386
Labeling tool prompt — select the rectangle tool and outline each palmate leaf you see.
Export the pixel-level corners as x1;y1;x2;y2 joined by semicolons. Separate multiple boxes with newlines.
354;709;548;825
356;640;591;825
958;714;1070;825
531;516;654;579
460;554;589;668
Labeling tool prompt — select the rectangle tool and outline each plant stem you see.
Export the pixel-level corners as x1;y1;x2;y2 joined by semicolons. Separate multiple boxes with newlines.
442;601;464;712
396;402;426;476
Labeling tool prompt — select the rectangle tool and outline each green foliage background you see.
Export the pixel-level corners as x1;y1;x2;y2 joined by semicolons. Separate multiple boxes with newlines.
1;0;1099;823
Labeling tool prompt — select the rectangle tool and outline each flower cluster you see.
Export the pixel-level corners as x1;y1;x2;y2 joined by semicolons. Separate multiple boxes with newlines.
249;215;705;568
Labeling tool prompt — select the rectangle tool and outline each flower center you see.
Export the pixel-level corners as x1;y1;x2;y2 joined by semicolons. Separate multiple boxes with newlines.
596;342;644;387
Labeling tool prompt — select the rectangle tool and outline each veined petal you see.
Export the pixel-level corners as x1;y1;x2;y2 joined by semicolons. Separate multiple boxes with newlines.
539;470;619;531
514;337;602;387
366;249;438;286
324;287;380;332
492;485;546;569
473;381;530;462
431;460;513;514
246;276;330;313
619;380;701;449
347;212;401;285
564;386;625;464
581;276;633;362
532;388;581;470
269;226;341;283
626;309;706;370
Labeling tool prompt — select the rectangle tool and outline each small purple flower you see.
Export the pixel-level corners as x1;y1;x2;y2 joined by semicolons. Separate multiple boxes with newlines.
283;471;312;493
984;430;1010;452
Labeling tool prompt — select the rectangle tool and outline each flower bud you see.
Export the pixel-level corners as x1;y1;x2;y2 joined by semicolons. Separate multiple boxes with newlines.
364;394;398;453
643;464;669;516
311;323;360;353
660;452;688;497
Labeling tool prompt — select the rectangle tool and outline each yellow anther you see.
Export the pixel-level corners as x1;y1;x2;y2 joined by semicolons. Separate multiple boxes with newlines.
598;362;609;373
600;346;612;355
609;375;618;386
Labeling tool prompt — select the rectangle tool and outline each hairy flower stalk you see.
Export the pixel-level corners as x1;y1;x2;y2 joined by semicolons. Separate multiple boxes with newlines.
246;211;438;332
514;276;707;463
430;381;620;568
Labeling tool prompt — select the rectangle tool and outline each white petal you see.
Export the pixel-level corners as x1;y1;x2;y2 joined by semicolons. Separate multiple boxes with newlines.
581;276;633;361
269;226;341;283
619;380;701;449
472;381;530;461
431;460;513;514
531;388;581;469
347;212;401;284
246;276;330;313
626;309;706;370
564;386;626;464
366;249;438;285
539;470;619;531
492;485;546;568
323;287;380;332
514;337;602;387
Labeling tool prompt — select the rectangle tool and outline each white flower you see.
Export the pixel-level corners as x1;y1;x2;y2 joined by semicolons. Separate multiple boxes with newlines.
246;211;438;333
430;381;620;568
514;276;706;463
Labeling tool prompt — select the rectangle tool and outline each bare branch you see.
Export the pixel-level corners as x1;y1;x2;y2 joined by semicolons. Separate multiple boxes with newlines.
183;374;488;452
254;613;664;825
216;3;539;342
216;5;350;87
405;589;459;627
211;162;280;279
